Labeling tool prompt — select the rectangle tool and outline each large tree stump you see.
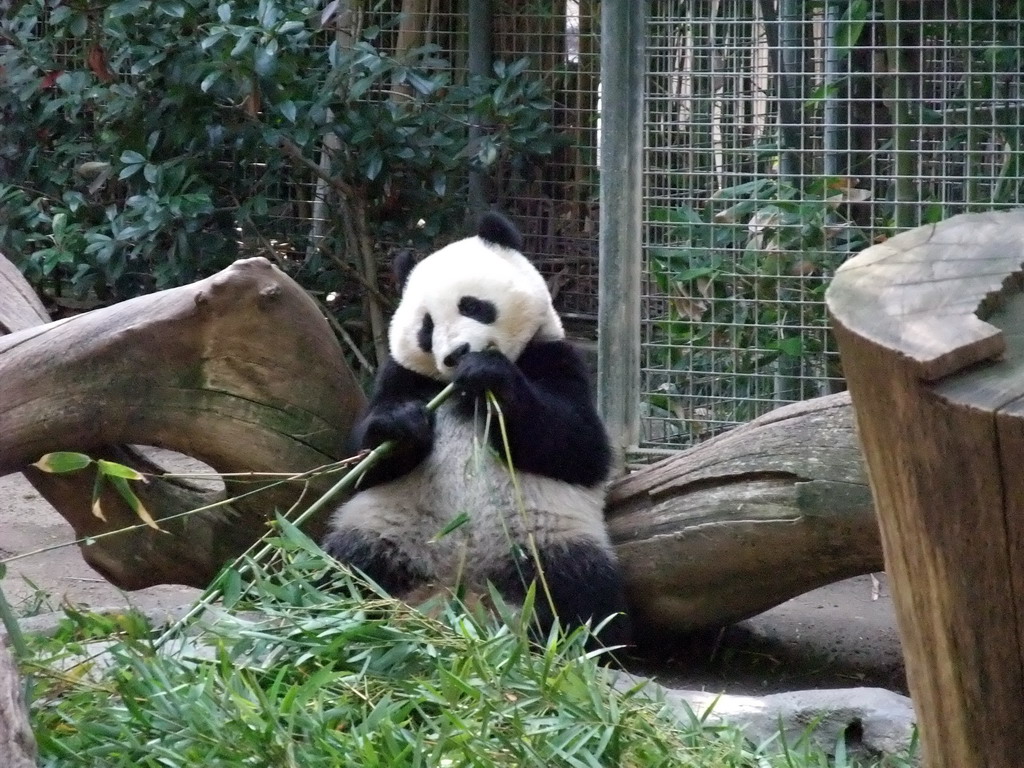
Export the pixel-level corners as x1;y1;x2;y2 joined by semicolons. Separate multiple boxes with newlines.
827;209;1024;768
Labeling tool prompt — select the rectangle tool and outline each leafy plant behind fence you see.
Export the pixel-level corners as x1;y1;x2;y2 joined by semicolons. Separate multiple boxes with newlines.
0;0;556;363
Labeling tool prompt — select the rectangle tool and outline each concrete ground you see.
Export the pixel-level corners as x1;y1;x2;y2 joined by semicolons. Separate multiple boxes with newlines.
0;469;906;695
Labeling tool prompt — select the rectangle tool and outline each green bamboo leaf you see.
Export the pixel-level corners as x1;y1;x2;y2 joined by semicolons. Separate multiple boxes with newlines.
221;568;242;608
431;511;470;542
96;459;147;481
91;471;107;522
108;476;161;530
32;452;93;473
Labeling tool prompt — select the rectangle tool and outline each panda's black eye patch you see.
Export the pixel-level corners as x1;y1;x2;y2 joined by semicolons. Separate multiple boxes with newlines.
417;313;433;353
458;296;498;324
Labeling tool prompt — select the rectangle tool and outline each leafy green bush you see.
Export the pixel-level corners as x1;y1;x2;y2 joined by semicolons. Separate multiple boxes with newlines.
0;1;555;311
643;177;868;442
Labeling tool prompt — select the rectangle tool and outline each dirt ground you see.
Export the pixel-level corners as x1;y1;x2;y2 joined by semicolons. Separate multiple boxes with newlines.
0;469;906;695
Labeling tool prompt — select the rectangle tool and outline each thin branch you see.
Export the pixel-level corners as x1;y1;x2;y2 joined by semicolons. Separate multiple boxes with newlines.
277;135;354;198
275;136;389;366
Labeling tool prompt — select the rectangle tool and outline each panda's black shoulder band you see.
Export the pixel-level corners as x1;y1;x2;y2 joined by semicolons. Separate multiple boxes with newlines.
477;211;523;252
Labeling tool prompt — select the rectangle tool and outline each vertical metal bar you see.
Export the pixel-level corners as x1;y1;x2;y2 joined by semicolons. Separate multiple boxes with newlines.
823;0;841;180
307;2;354;262
467;0;491;216
774;0;805;181
882;0;916;230
598;0;644;453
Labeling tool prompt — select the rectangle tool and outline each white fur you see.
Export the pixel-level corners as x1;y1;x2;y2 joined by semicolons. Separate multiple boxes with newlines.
389;234;564;381
331;406;611;592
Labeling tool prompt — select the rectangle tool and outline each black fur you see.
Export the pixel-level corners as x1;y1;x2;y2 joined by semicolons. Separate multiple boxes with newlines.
417;313;433;353
392;249;418;293
458;295;497;324
320;528;429;596
452;341;611;486
352;340;610;489
349;358;444;487
477;211;523;252
488;540;631;649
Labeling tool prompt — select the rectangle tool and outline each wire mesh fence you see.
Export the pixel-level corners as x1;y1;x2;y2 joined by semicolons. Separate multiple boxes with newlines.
263;1;602;331
636;0;1024;452
10;1;1020;456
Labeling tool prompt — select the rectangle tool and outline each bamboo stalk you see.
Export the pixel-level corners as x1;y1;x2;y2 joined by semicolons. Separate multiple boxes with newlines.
155;382;457;648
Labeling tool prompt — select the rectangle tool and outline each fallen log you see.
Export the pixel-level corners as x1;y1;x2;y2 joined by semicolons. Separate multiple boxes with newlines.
0;256;365;588
607;391;880;637
1;253;883;633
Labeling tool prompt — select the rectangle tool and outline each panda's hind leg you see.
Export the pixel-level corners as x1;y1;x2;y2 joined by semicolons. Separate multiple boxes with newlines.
321;527;430;599
490;542;632;650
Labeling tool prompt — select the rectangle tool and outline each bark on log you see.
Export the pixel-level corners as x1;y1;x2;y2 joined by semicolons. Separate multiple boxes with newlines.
827;209;1024;768
0;639;36;768
0;256;365;588
607;391;881;637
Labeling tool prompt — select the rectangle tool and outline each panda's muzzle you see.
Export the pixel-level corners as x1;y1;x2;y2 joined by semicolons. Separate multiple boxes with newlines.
442;343;471;369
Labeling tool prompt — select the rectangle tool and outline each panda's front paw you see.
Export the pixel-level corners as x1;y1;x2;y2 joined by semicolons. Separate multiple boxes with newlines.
360;401;434;451
454;350;519;399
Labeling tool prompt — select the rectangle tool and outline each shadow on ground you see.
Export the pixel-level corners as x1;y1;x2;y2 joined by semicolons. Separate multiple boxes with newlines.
625;573;906;695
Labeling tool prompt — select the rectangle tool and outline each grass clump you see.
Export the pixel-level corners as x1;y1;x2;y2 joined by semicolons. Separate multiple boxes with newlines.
23;524;914;767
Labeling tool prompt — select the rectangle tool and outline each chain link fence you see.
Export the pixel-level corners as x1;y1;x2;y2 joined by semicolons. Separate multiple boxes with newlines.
623;0;1024;453
17;1;1014;455
202;0;1024;455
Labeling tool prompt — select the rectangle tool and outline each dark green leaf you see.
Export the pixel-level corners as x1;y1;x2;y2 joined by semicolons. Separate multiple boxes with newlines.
365;151;382;180
120;150;146;165
833;0;870;54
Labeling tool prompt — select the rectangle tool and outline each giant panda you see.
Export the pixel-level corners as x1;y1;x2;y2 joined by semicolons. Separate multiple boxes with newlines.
322;212;630;648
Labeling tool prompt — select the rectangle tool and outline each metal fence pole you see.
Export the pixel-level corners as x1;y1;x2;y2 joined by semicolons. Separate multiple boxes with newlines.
467;0;491;217
598;0;644;454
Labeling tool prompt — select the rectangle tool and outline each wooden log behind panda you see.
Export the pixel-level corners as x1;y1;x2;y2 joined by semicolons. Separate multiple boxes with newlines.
606;391;881;638
0;251;882;632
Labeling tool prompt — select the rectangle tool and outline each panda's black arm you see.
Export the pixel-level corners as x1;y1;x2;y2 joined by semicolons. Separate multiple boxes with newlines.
350;357;445;488
454;341;611;486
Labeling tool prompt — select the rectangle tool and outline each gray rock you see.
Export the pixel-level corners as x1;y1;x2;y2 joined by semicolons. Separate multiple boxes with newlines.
613;673;918;763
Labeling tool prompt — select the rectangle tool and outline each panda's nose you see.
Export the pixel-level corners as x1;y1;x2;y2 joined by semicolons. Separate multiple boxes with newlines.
443;343;471;368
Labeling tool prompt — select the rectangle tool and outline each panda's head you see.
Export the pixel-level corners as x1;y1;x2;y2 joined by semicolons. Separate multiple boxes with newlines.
389;213;564;381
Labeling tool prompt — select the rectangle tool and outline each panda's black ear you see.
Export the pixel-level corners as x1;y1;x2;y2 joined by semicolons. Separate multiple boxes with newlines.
478;211;524;252
392;249;418;293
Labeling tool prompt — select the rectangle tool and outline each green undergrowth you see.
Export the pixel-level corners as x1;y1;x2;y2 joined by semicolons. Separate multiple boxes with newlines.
21;524;916;767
